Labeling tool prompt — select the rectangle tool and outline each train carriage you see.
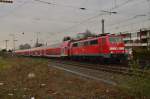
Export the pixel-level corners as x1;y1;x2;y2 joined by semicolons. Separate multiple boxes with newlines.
15;33;128;63
45;44;61;57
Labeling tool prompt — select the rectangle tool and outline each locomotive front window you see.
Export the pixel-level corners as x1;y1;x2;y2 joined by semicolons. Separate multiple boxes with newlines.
84;41;89;46
109;37;122;43
90;40;98;45
73;43;78;47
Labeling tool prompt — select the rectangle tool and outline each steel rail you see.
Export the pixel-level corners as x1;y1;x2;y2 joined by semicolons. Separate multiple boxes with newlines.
48;64;117;86
49;59;148;76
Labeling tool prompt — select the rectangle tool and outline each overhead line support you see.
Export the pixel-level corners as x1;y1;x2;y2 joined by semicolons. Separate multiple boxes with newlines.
0;0;13;3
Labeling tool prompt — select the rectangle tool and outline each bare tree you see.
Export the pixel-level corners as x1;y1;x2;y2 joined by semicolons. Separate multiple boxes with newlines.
35;43;44;47
19;43;31;49
76;29;96;40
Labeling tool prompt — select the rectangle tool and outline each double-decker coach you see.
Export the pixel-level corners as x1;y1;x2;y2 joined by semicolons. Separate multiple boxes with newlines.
15;33;128;63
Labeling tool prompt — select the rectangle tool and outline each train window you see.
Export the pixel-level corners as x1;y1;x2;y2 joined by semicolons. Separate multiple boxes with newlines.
78;42;84;46
109;37;122;43
90;40;98;45
84;41;89;46
73;43;78;47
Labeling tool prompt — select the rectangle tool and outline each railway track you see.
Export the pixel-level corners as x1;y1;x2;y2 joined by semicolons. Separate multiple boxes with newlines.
49;59;148;76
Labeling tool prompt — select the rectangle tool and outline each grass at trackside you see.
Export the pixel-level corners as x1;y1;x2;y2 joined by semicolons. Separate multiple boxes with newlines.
0;56;150;98
0;57;11;70
117;62;150;98
0;56;123;99
115;74;150;98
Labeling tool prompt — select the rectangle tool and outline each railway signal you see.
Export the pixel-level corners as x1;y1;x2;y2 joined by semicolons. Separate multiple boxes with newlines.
0;0;13;3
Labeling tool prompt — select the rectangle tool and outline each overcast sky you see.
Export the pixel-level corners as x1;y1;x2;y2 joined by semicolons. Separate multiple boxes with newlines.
0;0;150;49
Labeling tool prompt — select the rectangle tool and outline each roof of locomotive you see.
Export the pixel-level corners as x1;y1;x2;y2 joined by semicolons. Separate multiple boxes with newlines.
70;33;118;43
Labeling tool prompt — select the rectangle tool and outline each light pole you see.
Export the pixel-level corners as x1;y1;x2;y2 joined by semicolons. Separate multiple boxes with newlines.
4;40;9;50
9;34;18;51
101;10;117;34
102;19;105;34
30;40;33;47
13;40;18;50
0;0;13;3
35;32;40;47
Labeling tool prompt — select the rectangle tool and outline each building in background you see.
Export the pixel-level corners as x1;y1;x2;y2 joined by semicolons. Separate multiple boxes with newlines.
138;29;150;49
118;28;150;52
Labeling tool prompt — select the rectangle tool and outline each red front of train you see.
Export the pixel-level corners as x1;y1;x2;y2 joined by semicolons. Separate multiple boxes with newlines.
15;33;128;62
69;34;127;62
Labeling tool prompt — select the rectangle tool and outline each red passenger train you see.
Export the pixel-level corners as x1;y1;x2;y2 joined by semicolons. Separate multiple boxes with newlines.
15;33;128;63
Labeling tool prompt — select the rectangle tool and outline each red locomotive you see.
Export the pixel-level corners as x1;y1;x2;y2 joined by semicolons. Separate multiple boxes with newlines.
15;33;128;63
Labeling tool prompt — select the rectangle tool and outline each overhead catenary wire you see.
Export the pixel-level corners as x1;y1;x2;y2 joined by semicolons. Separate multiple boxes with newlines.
11;0;139;35
49;0;141;34
107;18;150;32
95;2;150;32
56;13;105;34
72;13;148;33
0;0;13;3
105;0;150;31
35;0;142;44
0;0;31;19
32;0;149;43
0;0;149;46
62;0;149;34
0;0;143;26
111;0;134;10
87;0;148;26
34;0;137;14
106;14;148;28
34;0;91;11
83;15;150;33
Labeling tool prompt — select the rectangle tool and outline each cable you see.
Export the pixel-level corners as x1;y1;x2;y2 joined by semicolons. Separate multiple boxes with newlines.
105;0;150;29
111;0;134;10
107;18;150;32
32;0;140;26
34;0;137;13
74;14;147;32
61;0;149;33
34;0;91;11
51;0;141;34
106;14;147;28
0;0;31;19
55;13;105;34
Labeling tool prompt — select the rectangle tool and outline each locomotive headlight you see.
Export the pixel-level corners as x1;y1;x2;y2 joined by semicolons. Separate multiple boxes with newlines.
119;47;124;50
110;51;114;54
110;47;124;50
110;47;117;50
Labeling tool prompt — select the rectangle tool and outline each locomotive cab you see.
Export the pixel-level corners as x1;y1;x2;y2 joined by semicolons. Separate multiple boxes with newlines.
61;41;70;57
109;35;125;54
108;35;128;62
